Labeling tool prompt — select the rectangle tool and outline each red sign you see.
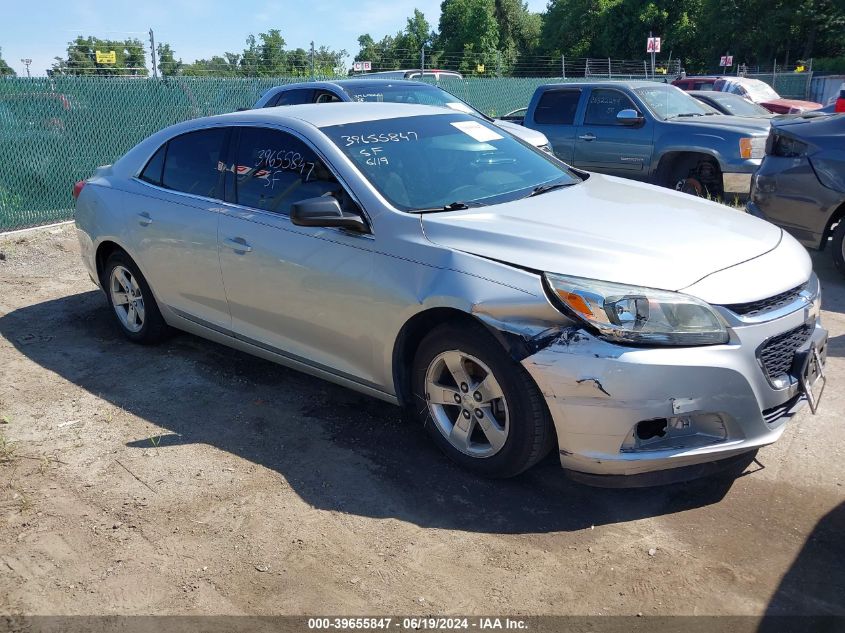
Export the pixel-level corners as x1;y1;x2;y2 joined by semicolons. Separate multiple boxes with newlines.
646;37;661;53
719;55;734;67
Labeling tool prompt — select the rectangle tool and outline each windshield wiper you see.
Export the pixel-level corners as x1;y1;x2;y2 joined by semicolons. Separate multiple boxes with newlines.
414;201;477;214
667;112;705;119
528;182;573;197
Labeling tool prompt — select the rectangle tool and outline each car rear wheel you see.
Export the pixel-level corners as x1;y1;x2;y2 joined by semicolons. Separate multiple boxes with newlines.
103;251;169;344
411;323;555;478
832;220;845;277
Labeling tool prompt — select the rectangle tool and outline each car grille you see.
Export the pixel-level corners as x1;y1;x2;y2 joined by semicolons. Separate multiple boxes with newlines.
725;283;807;318
758;323;814;381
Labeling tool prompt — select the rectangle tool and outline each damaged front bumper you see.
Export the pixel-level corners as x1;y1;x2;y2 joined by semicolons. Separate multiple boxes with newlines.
520;300;827;481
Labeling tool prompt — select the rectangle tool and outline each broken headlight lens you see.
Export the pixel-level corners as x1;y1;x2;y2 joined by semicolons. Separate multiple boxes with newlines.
545;273;729;346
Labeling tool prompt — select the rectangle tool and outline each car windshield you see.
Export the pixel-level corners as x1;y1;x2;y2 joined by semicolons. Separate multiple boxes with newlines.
341;83;485;119
727;80;780;102
321;113;580;212
635;85;713;119
709;93;771;116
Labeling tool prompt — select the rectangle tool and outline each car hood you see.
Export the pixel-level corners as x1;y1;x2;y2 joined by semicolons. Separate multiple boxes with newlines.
669;114;771;135
493;118;549;147
421;174;783;296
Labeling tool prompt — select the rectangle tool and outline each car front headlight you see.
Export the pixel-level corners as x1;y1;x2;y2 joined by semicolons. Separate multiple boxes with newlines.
545;273;729;346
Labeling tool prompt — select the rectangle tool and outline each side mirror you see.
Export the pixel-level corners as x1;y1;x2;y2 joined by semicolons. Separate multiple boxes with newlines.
290;196;368;232
617;109;644;125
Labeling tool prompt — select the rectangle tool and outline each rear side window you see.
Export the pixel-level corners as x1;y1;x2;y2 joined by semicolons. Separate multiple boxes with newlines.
139;144;166;186
584;89;637;125
233;127;339;214
534;90;581;125
270;89;314;106
160;129;227;198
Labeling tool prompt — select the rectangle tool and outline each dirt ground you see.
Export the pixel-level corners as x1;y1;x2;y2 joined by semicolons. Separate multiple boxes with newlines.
0;223;842;618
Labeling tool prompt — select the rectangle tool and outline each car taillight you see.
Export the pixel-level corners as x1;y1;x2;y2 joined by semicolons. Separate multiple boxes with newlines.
836;97;845;113
72;180;86;199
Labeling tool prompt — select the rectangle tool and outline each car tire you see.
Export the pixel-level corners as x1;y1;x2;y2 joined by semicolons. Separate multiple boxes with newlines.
411;322;555;478
832;220;845;277
102;250;169;344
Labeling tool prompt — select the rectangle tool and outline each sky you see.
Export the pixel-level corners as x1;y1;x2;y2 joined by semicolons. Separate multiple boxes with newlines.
3;0;549;76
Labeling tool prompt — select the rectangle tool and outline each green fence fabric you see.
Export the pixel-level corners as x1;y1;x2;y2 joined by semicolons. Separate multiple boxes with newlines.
0;73;809;231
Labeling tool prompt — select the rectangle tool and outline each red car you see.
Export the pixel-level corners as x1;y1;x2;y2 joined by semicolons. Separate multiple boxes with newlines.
714;77;821;114
673;76;822;114
671;76;719;91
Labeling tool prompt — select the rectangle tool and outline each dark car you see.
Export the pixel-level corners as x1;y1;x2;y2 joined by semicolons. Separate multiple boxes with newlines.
253;79;550;150
747;113;845;275
689;90;775;119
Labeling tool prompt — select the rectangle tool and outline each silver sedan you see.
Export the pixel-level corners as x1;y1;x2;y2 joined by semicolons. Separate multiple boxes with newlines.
74;103;827;484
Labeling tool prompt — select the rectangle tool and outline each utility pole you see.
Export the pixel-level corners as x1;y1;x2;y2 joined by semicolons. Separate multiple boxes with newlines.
149;29;158;79
310;41;315;79
420;46;425;75
649;30;655;79
20;58;32;78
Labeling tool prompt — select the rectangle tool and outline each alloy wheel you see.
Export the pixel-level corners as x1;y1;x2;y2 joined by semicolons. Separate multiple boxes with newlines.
424;350;509;458
109;265;145;333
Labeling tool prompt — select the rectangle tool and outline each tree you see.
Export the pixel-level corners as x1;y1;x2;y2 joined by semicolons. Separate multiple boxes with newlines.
157;43;183;77
437;0;500;74
355;9;435;71
50;36;148;76
182;55;240;77
0;48;15;76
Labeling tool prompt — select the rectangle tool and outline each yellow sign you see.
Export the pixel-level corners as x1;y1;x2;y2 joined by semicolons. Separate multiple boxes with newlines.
795;65;805;73
95;50;116;64
476;64;485;73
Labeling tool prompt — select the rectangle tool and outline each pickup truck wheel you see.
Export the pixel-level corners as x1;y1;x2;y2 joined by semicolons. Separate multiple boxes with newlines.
411;323;555;478
832;221;845;277
662;156;722;199
675;176;705;196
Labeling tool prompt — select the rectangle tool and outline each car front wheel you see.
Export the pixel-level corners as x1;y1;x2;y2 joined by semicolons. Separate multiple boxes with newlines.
103;251;169;344
412;323;555;478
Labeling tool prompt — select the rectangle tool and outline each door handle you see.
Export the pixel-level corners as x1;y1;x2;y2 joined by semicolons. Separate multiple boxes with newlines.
223;237;253;253
137;212;153;226
578;133;596;141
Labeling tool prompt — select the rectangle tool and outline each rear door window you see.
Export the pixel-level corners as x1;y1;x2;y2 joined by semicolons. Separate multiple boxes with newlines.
160;128;227;198
232;127;340;215
315;91;343;103
534;90;581;124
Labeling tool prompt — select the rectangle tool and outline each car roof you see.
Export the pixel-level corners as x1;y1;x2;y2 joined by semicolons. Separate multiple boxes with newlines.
211;101;460;128
538;80;671;90
721;77;765;87
261;78;436;96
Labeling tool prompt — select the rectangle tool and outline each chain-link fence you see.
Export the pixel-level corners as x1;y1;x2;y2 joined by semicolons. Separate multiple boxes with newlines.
0;74;645;231
0;69;785;231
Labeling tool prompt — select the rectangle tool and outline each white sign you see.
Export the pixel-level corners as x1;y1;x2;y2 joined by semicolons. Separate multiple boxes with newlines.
352;61;372;72
719;55;734;67
646;37;661;53
450;121;503;143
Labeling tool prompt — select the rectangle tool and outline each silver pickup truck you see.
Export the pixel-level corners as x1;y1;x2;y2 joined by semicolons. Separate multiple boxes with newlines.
516;80;771;198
